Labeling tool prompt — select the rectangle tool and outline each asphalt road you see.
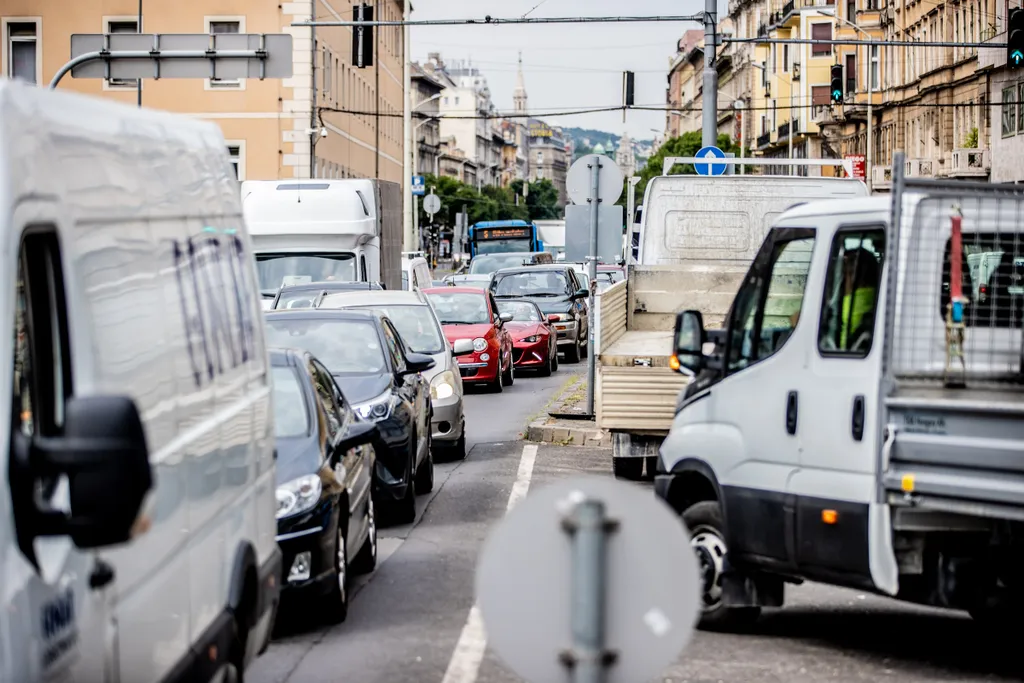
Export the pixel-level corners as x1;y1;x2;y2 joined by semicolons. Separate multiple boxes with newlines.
249;358;1022;683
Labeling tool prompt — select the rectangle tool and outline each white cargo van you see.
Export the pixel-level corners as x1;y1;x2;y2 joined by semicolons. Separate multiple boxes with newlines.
659;154;1024;631
241;179;403;297
0;81;279;682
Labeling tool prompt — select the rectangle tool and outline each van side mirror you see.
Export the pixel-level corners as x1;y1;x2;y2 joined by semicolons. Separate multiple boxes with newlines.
452;338;474;356
21;395;153;549
673;310;706;376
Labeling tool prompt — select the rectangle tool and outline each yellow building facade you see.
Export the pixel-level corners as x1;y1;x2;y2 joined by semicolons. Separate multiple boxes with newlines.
0;0;406;182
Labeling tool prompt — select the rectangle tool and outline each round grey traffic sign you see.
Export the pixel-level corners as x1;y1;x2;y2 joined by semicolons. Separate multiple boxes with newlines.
423;193;441;215
566;154;624;207
475;476;700;683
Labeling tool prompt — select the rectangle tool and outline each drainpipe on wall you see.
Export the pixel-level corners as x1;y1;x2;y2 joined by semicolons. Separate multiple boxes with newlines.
310;15;317;179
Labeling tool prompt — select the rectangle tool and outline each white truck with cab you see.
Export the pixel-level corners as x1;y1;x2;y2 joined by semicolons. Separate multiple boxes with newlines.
595;159;867;480
0;82;279;682
241;178;403;299
660;153;1024;630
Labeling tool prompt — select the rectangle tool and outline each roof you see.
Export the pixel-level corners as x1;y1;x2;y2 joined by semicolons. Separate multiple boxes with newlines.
494;264;573;274
472;220;532;228
264;308;382;323
268;347;306;366
777;196;890;222
423;286;489;295
277;281;379;294
319;289;428;309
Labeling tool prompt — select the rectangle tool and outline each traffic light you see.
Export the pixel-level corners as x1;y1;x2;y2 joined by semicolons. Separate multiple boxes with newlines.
623;71;635;107
830;64;844;103
1009;7;1024;69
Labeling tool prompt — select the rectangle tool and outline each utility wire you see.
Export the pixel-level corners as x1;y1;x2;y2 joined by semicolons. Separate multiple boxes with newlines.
293;14;703;28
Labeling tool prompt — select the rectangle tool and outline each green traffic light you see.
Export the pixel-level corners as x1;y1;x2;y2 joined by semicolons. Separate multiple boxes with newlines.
1013;50;1024;65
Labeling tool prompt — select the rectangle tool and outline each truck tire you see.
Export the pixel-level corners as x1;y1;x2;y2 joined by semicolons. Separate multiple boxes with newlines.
682;501;761;632
612;457;643;480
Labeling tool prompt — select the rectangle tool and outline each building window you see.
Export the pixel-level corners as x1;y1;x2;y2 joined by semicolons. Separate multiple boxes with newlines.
6;20;38;84
811;23;833;56
783;45;790;71
1002;85;1016;137
226;142;245;180
105;19;139;88
845;53;856;94
323;48;332;100
205;17;243;89
846;0;856;19
870;45;880;90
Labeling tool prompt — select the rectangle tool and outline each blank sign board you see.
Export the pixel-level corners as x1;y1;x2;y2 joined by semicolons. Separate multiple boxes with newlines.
565;205;625;264
69;33;294;80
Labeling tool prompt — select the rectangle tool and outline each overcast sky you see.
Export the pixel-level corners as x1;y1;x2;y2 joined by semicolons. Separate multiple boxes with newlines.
411;0;715;141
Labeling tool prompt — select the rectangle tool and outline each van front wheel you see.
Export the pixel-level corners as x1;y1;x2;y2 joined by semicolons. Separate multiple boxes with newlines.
682;501;761;632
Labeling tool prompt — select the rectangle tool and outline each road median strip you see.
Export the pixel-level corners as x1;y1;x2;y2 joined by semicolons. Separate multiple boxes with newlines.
523;373;608;447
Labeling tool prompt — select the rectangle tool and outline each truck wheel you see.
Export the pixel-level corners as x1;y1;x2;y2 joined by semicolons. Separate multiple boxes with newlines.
612;457;644;480
682;501;761;632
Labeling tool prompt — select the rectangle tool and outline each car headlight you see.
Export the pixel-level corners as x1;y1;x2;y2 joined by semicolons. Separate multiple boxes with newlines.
472;337;488;352
520;335;541;343
276;474;322;519
430;370;457;400
355;391;392;421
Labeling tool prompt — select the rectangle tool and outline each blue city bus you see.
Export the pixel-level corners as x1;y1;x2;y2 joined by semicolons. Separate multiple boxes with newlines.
468;220;544;257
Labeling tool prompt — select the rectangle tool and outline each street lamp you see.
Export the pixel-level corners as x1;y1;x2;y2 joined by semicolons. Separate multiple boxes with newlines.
814;9;873;192
733;99;746;175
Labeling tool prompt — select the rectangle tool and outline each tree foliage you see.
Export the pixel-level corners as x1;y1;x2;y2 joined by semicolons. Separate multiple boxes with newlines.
617;131;746;211
416;174;561;226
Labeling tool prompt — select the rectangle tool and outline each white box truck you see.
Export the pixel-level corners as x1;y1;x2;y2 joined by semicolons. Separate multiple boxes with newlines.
595;160;868;479
241;179;403;298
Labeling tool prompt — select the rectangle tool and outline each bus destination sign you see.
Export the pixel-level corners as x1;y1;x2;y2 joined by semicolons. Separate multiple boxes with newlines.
477;227;532;240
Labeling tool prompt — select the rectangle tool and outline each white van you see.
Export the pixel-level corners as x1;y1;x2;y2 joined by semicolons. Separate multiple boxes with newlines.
0;81;279;682
402;255;432;290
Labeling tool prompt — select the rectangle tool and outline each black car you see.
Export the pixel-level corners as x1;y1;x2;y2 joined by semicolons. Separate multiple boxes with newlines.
270;281;385;310
490;264;590;362
264;309;435;525
270;348;380;624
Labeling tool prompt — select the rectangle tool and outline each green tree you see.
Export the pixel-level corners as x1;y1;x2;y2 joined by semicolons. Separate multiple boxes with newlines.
510;178;562;220
617;131;746;210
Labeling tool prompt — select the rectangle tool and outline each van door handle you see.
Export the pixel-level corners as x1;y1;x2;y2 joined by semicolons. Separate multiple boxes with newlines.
851;395;865;441
786;391;798;435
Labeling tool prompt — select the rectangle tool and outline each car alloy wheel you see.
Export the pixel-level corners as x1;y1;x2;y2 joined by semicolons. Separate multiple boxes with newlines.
352;495;377;574
325;523;349;624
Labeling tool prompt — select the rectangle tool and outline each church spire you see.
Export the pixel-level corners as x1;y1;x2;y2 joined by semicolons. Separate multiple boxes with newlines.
513;52;528;114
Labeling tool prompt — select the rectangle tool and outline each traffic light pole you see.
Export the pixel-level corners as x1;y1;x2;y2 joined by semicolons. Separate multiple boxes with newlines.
701;0;718;148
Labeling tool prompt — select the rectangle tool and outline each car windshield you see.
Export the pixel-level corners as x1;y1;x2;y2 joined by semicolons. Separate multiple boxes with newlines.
256;253;357;292
353;305;445;354
274;290;320;310
426;292;491;324
493;271;567;297
265;318;386;374
473;238;533;255
498;300;542;322
470;254;533;274
271;366;310;438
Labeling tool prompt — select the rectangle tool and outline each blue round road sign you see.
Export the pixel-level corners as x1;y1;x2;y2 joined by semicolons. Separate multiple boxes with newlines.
694;145;727;176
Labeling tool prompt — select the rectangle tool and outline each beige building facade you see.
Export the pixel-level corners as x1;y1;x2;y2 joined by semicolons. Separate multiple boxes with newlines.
1;0;406;183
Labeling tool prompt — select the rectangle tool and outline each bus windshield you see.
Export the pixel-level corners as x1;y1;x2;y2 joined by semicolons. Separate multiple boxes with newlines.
473;237;533;255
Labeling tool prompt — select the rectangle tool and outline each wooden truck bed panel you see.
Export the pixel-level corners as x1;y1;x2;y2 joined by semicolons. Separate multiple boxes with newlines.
596;364;689;433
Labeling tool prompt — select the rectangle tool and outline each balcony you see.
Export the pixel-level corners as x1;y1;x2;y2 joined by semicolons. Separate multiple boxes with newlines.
812;104;837;125
949;148;991;178
904;158;935;177
871;165;892;189
757;131;773;149
778;118;800;140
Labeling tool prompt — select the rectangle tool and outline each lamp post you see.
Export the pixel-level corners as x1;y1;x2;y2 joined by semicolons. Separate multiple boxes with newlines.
815;9;873;192
734;99;746;175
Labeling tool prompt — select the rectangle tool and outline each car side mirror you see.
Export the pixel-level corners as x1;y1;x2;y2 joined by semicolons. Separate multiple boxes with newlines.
672;310;706;376
547;314;560;323
403;351;437;374
573;288;590;300
337;420;379;453
452;338;475;356
20;395;153;549
499;313;514;323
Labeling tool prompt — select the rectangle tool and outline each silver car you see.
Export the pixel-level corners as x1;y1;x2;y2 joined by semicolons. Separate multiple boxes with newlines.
317;289;473;459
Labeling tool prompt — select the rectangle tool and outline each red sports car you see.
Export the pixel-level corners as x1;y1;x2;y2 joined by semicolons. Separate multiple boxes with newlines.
423;287;515;392
496;298;558;376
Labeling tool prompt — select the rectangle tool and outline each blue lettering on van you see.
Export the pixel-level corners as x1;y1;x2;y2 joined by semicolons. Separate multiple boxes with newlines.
172;232;258;388
40;589;75;640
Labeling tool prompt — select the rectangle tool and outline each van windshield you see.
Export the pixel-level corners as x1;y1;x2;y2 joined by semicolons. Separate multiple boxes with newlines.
256;253;357;292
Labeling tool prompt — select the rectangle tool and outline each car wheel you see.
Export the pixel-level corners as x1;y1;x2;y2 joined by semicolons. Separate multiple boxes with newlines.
351;495;377;575
324;520;350;624
502;358;515;386
682;501;762;631
551;348;559;371
490;367;504;393
415;431;434;493
564;336;581;363
538;349;552;377
394;466;417;525
450;428;467;460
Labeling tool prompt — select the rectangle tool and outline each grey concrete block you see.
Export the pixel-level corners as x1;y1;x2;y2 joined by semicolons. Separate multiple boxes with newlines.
550;427;570;442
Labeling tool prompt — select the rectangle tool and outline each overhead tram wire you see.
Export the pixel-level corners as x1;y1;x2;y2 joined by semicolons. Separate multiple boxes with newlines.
292;14;704;28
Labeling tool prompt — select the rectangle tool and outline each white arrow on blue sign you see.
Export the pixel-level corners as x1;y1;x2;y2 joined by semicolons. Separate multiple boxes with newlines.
693;146;727;177
412;175;426;196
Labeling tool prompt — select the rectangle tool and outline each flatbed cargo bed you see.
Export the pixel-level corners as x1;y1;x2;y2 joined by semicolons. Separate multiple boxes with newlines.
600;330;674;367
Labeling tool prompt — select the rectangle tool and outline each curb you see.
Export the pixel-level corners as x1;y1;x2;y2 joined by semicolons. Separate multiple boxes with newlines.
526;419;607;447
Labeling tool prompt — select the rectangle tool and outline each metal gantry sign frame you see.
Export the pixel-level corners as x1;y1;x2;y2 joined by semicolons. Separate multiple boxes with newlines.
51;32;294;89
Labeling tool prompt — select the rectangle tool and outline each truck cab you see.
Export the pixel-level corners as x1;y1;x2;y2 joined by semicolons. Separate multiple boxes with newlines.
658;158;1024;632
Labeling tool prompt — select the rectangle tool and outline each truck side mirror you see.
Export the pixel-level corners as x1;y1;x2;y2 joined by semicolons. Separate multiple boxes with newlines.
20;395;153;549
672;310;706;376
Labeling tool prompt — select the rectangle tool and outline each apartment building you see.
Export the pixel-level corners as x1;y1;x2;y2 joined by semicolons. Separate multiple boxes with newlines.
0;0;407;183
412;62;445;177
526;119;569;206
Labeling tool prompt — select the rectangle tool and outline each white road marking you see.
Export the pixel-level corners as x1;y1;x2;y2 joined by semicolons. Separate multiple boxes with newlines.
440;444;539;683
